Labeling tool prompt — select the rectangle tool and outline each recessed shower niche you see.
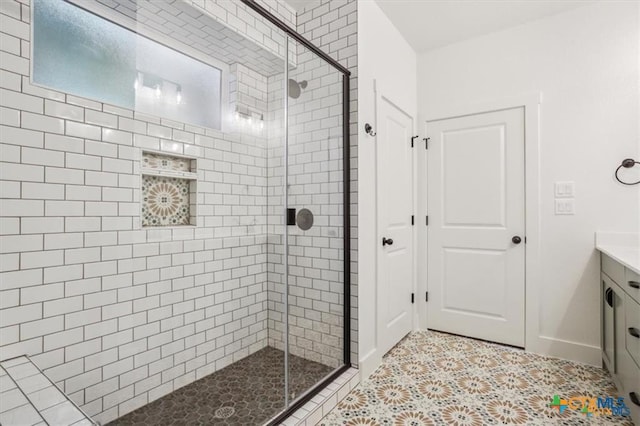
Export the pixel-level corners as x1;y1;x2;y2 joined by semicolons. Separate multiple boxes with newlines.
141;151;197;227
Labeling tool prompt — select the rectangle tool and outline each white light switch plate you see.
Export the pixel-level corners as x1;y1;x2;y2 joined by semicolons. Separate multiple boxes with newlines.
555;199;575;215
555;181;575;198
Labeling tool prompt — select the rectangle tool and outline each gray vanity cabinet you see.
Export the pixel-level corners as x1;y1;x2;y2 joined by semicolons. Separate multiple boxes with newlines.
601;253;640;423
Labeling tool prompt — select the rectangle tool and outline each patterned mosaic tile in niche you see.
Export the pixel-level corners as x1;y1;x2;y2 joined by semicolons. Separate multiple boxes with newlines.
142;152;193;172
142;175;192;227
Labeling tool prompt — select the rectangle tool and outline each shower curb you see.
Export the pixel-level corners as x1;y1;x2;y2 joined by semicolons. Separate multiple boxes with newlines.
279;367;360;426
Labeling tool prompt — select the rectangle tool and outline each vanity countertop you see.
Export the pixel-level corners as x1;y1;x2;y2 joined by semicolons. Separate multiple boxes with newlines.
596;244;640;275
595;232;640;275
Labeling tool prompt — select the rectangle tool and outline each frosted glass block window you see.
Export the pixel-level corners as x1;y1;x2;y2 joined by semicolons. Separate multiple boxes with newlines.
33;0;222;130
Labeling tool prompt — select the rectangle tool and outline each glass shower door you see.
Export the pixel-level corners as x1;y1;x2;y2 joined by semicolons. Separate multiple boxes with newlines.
284;37;346;404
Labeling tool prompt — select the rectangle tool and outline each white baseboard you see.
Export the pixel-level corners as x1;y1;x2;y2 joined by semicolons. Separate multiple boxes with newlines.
535;336;601;366
358;348;382;380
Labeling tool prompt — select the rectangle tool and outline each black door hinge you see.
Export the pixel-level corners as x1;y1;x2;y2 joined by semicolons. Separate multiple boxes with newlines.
424;137;430;150
425;216;429;226
425;292;429;302
411;135;419;147
411;293;415;304
411;215;414;225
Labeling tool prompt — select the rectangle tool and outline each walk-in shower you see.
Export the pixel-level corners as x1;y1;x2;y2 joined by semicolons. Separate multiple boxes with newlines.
0;0;350;424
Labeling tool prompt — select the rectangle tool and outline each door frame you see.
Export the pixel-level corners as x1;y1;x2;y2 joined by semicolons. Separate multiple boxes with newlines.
418;93;541;354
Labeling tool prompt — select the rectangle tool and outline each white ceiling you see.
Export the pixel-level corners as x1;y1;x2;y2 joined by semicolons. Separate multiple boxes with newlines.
375;0;597;52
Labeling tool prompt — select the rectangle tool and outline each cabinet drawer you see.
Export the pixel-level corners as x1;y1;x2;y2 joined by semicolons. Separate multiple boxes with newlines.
602;253;625;284
626;294;640;368
626;268;640;304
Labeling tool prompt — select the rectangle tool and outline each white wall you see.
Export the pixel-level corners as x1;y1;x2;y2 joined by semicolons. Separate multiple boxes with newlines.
418;2;640;364
357;0;417;377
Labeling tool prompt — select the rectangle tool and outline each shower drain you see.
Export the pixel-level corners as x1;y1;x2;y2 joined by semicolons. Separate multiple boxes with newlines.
214;406;235;419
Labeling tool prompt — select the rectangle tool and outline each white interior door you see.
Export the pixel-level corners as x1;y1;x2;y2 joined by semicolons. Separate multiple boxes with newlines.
426;107;525;347
377;94;414;355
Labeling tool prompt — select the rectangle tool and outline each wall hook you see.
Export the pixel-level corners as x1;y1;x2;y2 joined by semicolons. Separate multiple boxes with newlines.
364;123;376;137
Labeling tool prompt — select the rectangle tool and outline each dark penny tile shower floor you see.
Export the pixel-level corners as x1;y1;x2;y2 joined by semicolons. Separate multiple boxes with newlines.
108;347;333;426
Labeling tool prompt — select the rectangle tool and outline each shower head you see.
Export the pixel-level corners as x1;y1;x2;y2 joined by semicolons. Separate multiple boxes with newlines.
288;79;307;99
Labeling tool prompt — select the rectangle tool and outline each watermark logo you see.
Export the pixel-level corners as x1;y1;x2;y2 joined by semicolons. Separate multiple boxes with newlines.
549;395;568;413
549;395;631;417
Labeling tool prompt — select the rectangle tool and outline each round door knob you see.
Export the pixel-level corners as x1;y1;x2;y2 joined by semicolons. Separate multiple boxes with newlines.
382;237;394;246
512;236;522;244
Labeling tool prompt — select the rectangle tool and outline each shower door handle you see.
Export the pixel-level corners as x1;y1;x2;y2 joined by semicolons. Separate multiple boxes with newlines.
382;237;393;246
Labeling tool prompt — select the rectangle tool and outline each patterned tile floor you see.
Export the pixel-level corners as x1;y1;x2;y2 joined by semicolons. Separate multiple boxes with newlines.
109;347;333;426
321;331;634;425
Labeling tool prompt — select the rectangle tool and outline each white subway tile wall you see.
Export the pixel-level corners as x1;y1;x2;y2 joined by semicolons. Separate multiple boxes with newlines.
0;0;358;424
